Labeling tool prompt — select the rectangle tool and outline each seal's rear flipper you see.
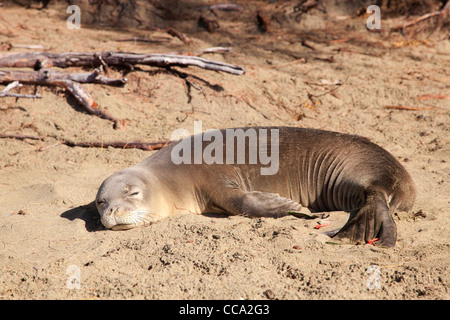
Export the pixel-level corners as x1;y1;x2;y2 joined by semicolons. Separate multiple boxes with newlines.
216;190;305;218
332;190;397;247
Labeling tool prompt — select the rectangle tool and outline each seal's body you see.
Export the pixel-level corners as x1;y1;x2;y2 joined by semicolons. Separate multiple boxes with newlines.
96;127;416;247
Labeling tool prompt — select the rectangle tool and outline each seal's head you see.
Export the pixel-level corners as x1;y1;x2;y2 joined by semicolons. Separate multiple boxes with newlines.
95;168;160;230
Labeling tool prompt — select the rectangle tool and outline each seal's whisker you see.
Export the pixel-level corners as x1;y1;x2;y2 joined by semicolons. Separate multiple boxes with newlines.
132;209;161;225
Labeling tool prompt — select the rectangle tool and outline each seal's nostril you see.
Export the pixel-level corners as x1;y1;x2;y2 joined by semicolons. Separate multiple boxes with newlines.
106;207;116;216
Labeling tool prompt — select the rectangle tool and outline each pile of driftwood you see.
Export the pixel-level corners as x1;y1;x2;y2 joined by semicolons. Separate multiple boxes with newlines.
0;50;244;130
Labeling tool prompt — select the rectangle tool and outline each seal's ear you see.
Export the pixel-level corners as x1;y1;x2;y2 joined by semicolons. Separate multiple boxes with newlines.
214;190;307;218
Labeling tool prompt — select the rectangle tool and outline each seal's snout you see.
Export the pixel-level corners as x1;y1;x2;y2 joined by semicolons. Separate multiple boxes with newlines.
100;205;119;229
99;203;148;230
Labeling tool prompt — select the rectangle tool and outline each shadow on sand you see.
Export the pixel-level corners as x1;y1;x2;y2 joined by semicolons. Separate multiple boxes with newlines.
60;201;105;232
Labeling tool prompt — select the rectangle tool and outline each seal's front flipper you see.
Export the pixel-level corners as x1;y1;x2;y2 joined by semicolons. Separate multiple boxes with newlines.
332;190;397;247
216;190;304;218
287;210;325;219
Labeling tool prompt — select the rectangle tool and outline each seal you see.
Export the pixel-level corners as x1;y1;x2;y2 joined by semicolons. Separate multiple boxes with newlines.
95;127;416;247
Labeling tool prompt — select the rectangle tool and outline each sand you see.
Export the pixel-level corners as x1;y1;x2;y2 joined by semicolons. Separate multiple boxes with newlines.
0;1;448;299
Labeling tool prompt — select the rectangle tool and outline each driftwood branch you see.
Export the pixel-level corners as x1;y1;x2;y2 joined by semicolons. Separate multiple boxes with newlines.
0;51;245;75
0;133;171;151
0;51;243;130
0;69;126;129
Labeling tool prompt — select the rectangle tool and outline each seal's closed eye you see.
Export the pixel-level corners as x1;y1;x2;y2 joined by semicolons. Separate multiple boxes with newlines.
127;189;143;199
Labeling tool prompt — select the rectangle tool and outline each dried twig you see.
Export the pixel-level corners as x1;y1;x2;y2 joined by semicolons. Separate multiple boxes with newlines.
391;1;450;33
1;81;21;93
300;40;316;51
62;81;125;130
115;36;172;43
293;0;321;22
11;44;44;50
307;82;343;98
294;0;320;13
166;28;191;44
333;48;382;57
0;51;245;75
314;56;334;63
0;81;41;99
384;105;437;111
417;94;450;101
269;58;306;68
0;91;41;99
0;133;41;141
165;47;232;56
197;47;232;54
195;3;243;12
391;11;441;32
58;139;171;151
